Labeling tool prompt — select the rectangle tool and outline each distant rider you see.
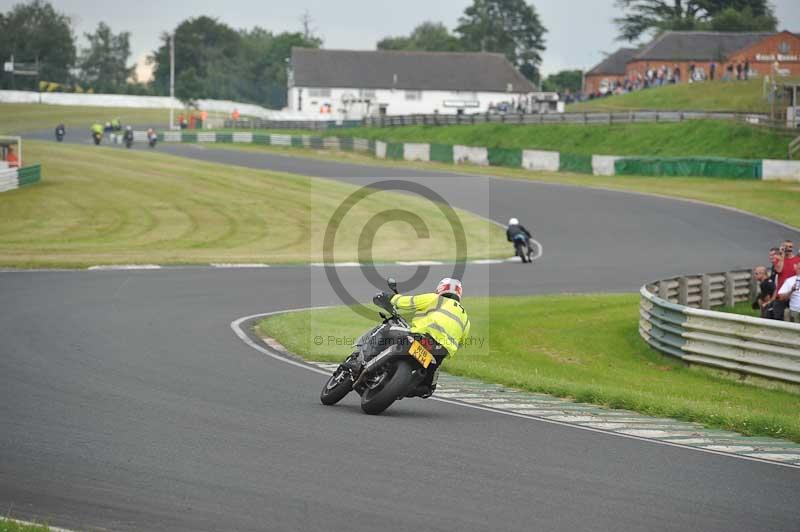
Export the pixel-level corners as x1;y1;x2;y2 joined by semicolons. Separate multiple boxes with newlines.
146;128;158;147
91;122;104;143
372;278;470;398
55;123;66;140
123;125;134;142
506;217;534;254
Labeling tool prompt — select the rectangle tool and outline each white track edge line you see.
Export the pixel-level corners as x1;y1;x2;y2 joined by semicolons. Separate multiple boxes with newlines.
230;309;800;471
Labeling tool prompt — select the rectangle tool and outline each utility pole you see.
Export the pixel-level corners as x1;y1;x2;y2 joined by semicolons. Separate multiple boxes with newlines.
169;32;175;130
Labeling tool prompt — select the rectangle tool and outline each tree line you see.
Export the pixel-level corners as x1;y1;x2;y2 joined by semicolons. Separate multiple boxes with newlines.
0;0;320;108
0;0;780;106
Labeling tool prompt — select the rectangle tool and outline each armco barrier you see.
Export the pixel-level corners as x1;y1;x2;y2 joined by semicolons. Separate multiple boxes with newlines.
454;145;488;166
762;160;800;181
522;150;559;172
0;165;41;193
639;270;800;384
403;143;430;162
142;129;800;180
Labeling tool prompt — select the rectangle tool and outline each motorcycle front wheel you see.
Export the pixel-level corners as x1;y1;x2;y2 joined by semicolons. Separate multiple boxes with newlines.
320;361;354;406
360;359;415;415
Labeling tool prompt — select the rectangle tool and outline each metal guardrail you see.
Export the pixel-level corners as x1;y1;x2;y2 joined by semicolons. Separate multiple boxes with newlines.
224;110;768;131
639;269;800;384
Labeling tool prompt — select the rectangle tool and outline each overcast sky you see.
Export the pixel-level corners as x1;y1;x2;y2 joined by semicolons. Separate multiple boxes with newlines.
3;0;800;78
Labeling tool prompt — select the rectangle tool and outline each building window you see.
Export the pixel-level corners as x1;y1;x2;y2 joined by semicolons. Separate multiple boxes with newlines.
360;89;376;98
308;88;331;98
405;90;422;101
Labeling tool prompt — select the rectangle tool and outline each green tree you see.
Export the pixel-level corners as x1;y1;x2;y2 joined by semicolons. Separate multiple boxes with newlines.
455;0;547;83
78;22;134;93
149;16;241;100
614;0;777;41
236;28;321;108
0;0;76;90
542;70;583;94
377;22;463;52
707;6;777;32
149;16;320;108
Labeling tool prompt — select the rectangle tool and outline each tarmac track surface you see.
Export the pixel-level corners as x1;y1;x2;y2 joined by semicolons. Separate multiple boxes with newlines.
1;137;799;531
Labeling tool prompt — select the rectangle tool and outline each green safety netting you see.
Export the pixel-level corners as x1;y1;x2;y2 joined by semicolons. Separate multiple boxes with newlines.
339;137;354;151
615;157;762;179
386;142;404;160
429;143;454;164
17;164;41;186
559;152;593;174
488;147;522;168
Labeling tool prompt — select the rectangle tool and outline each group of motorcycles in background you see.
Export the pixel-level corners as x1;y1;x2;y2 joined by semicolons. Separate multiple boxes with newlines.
55;123;157;149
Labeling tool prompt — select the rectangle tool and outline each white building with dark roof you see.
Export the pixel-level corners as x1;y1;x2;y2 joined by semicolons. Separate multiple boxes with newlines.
288;48;558;118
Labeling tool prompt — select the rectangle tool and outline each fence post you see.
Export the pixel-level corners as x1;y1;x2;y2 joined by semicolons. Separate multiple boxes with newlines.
678;277;689;306
724;272;736;308
701;274;711;310
658;280;670;300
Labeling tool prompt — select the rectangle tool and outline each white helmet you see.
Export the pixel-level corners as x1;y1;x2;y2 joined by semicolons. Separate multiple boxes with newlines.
508;218;519;226
436;278;463;301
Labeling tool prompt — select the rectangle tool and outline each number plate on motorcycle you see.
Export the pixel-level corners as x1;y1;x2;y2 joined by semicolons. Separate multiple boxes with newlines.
408;340;434;369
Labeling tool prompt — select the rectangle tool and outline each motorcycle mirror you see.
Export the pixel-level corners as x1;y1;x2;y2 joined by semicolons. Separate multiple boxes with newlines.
387;277;398;294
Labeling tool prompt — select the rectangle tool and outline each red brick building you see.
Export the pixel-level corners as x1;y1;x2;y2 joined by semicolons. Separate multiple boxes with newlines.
583;31;800;95
626;30;800;81
583;48;639;95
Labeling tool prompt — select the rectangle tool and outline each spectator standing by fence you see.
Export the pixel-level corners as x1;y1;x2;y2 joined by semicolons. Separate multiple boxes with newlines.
776;260;800;322
752;266;776;318
772;241;800;320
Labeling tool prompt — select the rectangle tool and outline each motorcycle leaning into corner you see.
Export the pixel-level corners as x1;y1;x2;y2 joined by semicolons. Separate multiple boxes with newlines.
55;124;65;142
512;233;534;263
320;278;444;415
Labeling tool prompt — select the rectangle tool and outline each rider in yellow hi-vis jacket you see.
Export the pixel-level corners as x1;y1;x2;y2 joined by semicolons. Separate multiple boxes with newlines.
381;278;469;397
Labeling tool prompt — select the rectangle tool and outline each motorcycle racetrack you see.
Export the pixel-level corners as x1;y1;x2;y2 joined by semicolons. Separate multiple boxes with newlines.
2;139;799;532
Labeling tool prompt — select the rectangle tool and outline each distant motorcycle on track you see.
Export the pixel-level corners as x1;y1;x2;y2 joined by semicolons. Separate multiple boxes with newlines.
512;234;534;263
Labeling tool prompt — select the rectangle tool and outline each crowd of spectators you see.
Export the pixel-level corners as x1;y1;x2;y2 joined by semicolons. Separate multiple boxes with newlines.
752;239;800;322
584;59;753;101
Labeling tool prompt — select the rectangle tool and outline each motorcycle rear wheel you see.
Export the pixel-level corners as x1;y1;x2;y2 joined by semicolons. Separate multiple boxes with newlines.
360;359;415;415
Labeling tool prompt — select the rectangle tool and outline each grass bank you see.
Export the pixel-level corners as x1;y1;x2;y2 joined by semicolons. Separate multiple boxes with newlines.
210;120;791;160
0;103;174;135
258;294;800;442
0;519;52;532
208;142;800;229
568;79;772;113
0;141;505;268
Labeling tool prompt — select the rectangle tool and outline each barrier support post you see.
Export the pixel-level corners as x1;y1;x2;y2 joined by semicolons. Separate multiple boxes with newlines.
724;272;736;308
658;280;670;300
701;274;711;309
678;277;689;306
